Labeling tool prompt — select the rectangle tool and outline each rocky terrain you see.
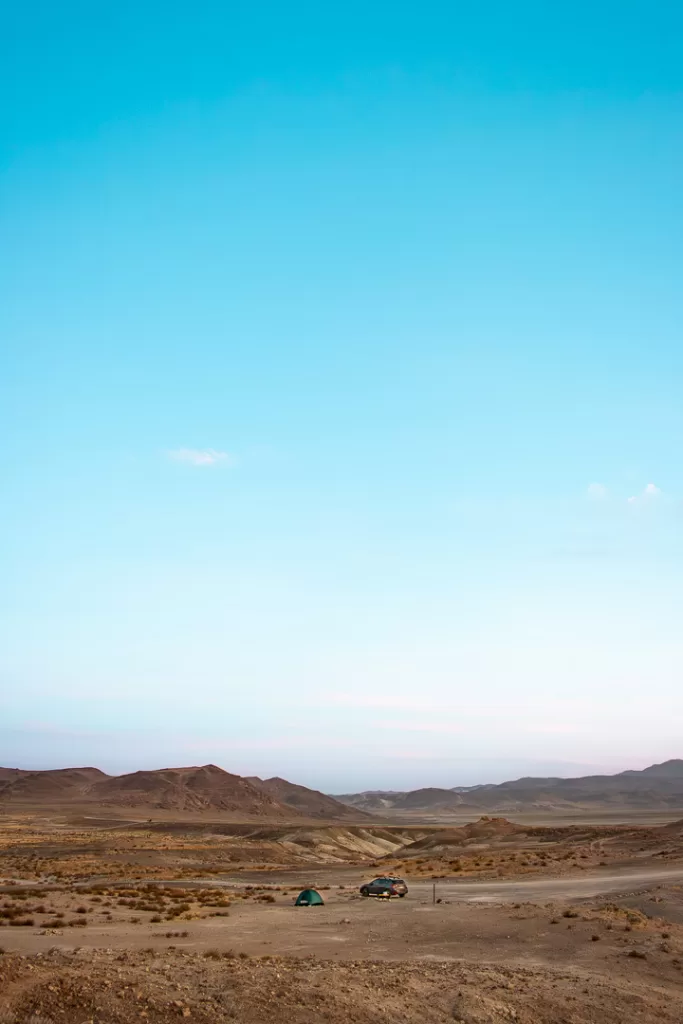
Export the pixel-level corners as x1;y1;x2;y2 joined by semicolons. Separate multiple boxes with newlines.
1;806;683;1023
2;943;683;1024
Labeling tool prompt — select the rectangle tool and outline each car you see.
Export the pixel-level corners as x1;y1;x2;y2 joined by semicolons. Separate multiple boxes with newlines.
359;876;408;898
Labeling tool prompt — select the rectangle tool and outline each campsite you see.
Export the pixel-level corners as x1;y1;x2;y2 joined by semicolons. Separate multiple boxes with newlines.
3;798;683;1022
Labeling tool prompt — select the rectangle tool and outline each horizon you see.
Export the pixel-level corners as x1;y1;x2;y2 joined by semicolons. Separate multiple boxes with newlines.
2;1;683;790
1;755;677;794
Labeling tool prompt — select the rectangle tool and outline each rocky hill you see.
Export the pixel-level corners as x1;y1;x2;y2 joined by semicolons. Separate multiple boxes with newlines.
88;765;289;815
0;764;358;820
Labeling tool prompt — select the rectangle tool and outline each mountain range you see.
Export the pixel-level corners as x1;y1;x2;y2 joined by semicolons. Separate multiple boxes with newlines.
0;764;364;820
3;759;683;819
336;760;683;814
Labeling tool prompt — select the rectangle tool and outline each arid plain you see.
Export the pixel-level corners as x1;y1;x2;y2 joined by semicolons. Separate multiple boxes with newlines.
3;761;683;1023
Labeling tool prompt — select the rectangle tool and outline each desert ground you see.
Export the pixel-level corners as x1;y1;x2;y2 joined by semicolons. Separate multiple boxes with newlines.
2;808;683;1022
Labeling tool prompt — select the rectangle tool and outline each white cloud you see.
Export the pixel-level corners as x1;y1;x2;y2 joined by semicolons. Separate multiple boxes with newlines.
587;483;608;500
628;482;661;504
168;448;236;467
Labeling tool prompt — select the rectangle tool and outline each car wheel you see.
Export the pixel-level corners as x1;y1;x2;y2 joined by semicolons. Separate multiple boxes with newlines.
361;887;369;896
398;892;406;897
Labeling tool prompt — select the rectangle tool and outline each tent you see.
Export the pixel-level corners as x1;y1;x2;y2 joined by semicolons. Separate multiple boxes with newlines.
295;888;324;906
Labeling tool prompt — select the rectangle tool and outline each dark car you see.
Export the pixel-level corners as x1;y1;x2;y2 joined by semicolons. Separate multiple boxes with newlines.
360;876;408;898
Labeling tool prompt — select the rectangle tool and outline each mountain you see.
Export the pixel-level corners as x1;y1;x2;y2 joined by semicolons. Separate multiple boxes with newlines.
246;776;369;820
621;760;683;779
335;787;478;813
0;764;362;820
0;767;107;801
336;760;683;815
88;765;289;815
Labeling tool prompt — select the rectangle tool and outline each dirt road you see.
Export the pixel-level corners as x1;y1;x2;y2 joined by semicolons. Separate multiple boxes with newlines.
408;866;683;902
134;864;683;903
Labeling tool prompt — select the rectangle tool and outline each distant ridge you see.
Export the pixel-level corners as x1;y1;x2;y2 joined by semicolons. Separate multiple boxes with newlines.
6;759;682;819
335;760;683;814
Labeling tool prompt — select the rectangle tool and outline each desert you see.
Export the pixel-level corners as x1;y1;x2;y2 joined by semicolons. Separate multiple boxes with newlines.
2;760;683;1023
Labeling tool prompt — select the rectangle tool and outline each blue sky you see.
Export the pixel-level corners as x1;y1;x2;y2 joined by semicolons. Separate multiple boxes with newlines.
2;1;682;790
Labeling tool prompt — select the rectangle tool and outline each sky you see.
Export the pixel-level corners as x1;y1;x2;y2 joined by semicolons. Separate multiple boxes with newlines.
1;1;682;791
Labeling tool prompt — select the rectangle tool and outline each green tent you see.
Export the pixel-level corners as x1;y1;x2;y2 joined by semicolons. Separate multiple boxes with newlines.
295;888;324;906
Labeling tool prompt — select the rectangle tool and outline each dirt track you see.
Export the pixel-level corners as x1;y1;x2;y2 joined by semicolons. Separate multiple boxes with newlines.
110;863;683;903
407;866;683;902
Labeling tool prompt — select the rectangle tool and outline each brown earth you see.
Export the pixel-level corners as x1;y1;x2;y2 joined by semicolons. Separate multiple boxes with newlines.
3;810;683;1022
380;815;683;880
5;813;683;884
3;943;682;1024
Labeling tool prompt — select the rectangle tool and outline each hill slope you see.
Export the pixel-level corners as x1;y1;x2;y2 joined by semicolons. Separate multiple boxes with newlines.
247;776;370;819
88;765;291;815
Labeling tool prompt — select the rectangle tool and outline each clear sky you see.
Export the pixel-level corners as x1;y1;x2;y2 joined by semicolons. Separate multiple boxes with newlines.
2;1;682;791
